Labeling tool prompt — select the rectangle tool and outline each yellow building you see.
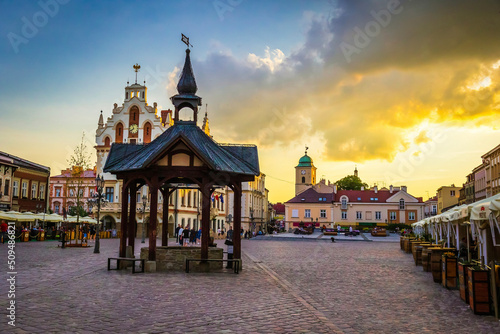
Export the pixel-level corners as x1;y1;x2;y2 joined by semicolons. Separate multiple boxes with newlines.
436;185;461;213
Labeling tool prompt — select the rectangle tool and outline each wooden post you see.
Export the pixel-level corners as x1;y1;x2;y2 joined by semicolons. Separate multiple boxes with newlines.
233;182;242;260
201;185;211;260
119;183;129;258
128;183;137;253
148;178;158;261
161;187;169;246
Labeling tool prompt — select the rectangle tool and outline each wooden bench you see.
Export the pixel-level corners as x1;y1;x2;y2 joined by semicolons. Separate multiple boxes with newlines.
108;257;145;274
185;258;241;274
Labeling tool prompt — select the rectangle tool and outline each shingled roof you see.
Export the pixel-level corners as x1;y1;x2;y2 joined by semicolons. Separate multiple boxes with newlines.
104;122;259;176
286;188;334;203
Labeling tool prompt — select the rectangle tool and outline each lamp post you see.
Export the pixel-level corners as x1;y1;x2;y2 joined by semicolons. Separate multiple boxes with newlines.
250;207;254;236
141;195;147;243
93;174;105;254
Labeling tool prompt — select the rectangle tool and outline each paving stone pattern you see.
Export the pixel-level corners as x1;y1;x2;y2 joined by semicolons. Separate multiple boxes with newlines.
0;238;499;333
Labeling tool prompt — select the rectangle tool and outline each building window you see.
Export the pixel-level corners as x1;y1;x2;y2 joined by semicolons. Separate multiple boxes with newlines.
431;205;437;215
320;209;326;218
39;184;45;200
22;182;28;198
390;211;397;221
305;209;311;218
301;177;305;183
356;211;362;220
341;211;347;220
399;199;405;210
4;179;9;196
408;212;416;220
105;187;114;203
30;183;36;199
55;203;60;213
187;191;191;207
450;190;455;196
341;196;348;210
69;188;74;197
56;188;61;197
292;209;299;218
13;181;19;197
375;211;381;220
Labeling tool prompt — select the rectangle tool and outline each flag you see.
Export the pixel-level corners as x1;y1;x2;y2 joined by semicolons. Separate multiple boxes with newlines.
211;193;215;202
220;194;224;203
215;195;219;201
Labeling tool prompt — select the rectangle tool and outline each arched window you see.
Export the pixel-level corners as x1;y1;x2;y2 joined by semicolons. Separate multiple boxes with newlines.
341;196;348;210
104;137;111;147
399;199;405;210
143;122;152;144
302;177;305;183
115;123;123;143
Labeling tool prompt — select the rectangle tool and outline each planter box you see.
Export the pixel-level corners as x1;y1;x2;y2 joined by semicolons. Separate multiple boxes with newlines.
458;262;473;304
468;267;491;315
442;255;458;289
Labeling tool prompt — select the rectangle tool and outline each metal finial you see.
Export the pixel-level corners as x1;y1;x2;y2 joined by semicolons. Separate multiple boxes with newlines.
133;63;141;84
305;145;309;155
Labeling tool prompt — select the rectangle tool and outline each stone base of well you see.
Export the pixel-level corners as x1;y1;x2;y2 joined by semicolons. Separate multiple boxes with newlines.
140;246;224;272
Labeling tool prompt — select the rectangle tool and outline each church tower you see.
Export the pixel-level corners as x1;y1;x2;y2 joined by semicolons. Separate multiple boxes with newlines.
295;147;317;195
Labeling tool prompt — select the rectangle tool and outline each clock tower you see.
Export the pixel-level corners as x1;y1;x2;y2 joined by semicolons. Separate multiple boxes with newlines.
295;147;317;196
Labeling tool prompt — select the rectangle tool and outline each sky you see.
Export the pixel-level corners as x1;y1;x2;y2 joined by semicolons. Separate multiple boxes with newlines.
1;0;500;204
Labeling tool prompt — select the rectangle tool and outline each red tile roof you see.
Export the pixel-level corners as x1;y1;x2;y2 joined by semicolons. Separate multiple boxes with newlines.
286;188;334;203
335;189;394;203
273;203;285;214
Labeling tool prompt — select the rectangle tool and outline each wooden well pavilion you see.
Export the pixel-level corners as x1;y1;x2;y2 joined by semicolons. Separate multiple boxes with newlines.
104;47;259;265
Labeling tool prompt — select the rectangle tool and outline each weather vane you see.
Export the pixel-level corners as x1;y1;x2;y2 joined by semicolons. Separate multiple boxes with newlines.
181;33;193;48
133;63;141;83
305;145;309;155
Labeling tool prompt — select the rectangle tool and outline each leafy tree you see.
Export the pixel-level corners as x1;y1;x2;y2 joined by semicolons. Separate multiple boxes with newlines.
67;133;92;224
68;205;88;218
335;175;369;190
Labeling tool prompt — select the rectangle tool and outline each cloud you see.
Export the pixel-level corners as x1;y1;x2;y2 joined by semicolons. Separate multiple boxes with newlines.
169;0;500;163
414;131;430;145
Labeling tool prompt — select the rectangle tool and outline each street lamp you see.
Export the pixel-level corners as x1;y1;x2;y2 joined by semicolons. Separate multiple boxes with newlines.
93;174;105;254
140;195;147;243
250;207;254;236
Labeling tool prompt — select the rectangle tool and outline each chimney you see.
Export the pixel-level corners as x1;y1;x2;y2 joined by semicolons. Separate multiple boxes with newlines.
401;186;407;192
374;185;378;193
333;184;337;194
390;185;393;193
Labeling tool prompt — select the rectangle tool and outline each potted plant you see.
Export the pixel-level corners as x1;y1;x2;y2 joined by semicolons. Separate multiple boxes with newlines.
458;260;472;303
442;252;458;289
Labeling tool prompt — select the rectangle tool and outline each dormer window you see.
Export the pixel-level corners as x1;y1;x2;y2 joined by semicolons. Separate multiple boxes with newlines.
399;198;405;210
341;195;348;209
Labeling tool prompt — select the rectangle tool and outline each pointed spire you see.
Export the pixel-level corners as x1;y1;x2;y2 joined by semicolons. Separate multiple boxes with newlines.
354;165;358;177
98;110;104;129
202;105;210;136
177;49;197;95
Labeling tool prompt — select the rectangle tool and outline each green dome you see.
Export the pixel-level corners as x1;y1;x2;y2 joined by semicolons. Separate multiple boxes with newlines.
297;154;313;167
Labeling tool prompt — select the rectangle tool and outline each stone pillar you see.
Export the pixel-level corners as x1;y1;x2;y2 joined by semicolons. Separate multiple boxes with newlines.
119;183;129;258
148;178;159;261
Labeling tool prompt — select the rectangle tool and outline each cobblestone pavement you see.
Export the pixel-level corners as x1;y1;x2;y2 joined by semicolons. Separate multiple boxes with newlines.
0;238;499;333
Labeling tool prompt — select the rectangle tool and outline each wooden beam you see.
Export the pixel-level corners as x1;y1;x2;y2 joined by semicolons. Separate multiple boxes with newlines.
161;187;169;246
119;182;129;257
148;176;159;261
233;182;242;260
128;183;137;253
201;183;212;260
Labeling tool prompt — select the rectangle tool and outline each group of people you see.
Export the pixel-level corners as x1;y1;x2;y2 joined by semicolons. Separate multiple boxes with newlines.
175;224;201;246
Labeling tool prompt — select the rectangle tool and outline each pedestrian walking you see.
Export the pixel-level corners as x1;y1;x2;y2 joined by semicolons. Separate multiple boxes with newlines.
196;228;201;245
175;224;180;243
178;225;184;245
182;226;190;246
1;220;8;244
190;228;196;245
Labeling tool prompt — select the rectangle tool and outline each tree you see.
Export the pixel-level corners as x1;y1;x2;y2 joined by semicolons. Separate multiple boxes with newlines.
67;133;92;225
335;175;369;191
